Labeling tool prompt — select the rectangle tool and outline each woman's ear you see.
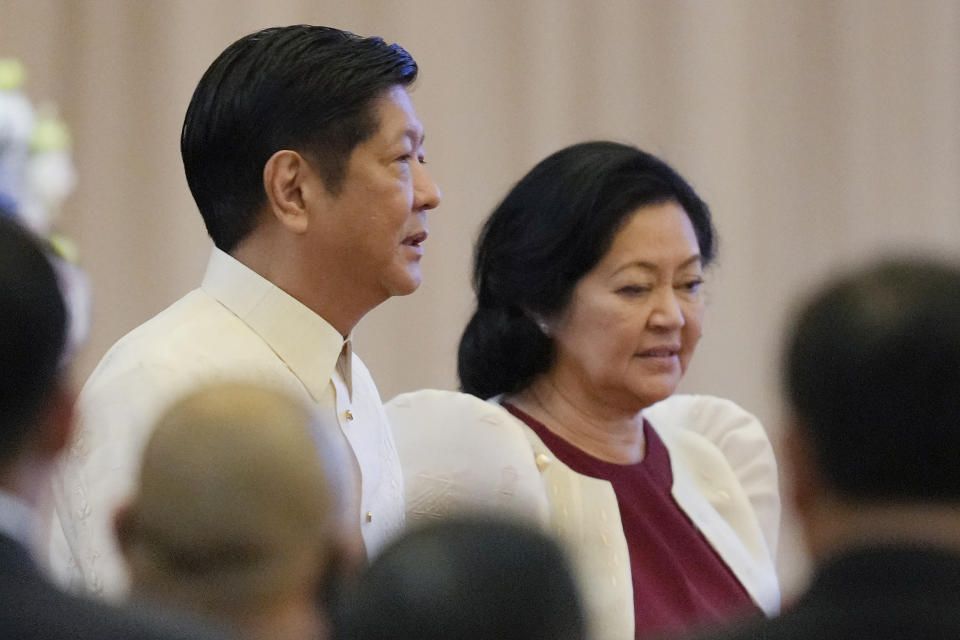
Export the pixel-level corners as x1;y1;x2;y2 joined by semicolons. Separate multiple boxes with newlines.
262;150;315;235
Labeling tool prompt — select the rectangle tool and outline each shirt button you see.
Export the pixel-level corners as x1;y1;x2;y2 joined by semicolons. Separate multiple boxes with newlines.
535;453;552;471
344;409;354;421
366;511;373;523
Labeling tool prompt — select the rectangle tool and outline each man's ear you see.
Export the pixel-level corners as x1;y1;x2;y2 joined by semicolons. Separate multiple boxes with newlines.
113;501;135;556
33;381;75;459
783;413;818;520
263;150;318;235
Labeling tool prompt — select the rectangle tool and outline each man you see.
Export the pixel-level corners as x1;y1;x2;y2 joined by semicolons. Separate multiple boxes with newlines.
693;258;960;639
116;382;359;640
0;216;234;639
50;25;441;596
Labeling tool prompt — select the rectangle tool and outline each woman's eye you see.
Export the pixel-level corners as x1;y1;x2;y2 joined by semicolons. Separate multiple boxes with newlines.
680;279;704;293
617;285;650;296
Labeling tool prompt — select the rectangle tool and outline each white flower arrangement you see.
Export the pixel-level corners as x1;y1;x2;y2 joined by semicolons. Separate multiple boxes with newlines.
0;59;78;246
0;57;88;353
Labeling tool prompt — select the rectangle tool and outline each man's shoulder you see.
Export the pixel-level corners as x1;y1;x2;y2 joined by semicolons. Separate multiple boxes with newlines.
96;289;242;366
85;288;280;390
0;547;234;640
2;589;237;640
687;547;960;640
76;287;295;437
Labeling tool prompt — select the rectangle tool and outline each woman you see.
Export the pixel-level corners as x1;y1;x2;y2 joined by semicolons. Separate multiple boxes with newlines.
386;141;779;639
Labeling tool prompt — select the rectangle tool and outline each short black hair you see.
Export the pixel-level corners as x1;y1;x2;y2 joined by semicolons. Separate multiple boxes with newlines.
0;216;67;466
458;141;715;399
341;516;585;640
785;259;960;503
181;25;418;252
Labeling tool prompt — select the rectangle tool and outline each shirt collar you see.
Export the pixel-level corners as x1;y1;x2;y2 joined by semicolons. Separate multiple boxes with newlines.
200;248;352;400
0;488;37;552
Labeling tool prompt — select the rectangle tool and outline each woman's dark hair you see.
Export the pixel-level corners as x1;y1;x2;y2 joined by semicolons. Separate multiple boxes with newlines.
458;141;715;399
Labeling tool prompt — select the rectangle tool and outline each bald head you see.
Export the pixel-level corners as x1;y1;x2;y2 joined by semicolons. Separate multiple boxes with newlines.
117;382;351;630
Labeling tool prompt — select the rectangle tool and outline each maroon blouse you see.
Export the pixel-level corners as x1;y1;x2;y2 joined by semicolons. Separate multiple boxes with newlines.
502;403;760;638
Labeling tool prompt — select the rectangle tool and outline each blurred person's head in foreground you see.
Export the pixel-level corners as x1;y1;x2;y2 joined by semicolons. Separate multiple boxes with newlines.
784;258;960;558
683;258;960;640
115;382;359;640
341;516;586;640
0;214;70;506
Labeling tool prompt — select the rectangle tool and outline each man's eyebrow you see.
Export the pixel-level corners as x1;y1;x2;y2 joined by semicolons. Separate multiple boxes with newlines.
407;127;425;146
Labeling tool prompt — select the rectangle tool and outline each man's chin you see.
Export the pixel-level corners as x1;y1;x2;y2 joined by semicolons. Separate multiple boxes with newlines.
386;270;422;297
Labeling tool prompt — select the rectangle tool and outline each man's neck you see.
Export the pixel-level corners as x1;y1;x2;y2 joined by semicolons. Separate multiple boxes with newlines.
0;472;40;551
229;239;373;337
805;499;960;561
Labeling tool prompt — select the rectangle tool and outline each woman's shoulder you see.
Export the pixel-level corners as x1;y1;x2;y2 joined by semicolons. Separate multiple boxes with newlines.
645;394;781;564
642;394;772;462
643;394;763;436
642;394;776;498
385;389;550;524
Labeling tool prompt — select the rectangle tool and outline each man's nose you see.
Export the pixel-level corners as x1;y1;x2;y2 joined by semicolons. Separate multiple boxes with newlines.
414;163;441;211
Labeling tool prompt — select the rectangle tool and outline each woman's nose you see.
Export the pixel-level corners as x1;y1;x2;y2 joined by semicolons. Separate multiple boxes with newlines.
649;288;686;329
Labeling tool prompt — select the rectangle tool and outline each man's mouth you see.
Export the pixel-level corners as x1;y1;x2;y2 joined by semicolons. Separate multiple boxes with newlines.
403;231;428;247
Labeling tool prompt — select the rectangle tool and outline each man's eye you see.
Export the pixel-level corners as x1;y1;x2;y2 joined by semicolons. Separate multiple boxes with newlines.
680;279;704;293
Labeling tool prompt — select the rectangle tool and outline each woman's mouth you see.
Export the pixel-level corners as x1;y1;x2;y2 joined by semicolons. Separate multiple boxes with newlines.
639;345;680;358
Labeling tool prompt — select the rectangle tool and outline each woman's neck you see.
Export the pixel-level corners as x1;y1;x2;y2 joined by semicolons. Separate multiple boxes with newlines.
508;376;647;465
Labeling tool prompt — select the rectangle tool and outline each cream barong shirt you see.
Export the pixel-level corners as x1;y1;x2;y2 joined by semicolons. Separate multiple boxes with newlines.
49;248;404;597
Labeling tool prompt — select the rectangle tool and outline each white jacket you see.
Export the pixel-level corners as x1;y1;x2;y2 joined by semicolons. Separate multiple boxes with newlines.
386;390;780;640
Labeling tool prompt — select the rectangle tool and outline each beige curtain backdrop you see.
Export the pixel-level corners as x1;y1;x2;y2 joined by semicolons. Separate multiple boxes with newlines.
4;0;959;597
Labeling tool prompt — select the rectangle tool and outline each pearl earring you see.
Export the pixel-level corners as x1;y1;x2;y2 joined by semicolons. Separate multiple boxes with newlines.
536;318;550;336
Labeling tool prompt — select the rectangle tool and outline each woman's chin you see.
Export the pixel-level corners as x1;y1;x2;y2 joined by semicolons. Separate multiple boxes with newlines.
629;379;682;409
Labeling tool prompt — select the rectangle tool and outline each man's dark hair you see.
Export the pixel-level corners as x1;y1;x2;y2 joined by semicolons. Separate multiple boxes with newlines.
458;141;715;399
181;25;418;253
785;258;960;503
341;516;586;640
0;216;68;465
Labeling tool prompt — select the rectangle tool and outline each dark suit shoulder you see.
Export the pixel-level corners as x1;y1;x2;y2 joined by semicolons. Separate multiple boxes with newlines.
0;537;235;640
683;546;960;640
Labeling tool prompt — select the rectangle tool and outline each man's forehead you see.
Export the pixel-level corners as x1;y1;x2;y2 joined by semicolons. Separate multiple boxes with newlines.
372;85;425;144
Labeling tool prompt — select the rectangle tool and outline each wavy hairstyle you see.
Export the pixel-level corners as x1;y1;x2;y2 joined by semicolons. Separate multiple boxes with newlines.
458;141;715;399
